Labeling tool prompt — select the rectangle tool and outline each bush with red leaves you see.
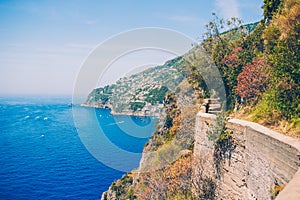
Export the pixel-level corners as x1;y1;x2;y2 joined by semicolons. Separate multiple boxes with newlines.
236;58;270;103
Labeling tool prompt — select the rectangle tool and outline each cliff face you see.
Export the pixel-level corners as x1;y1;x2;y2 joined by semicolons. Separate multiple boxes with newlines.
101;110;300;200
194;112;300;199
101;92;199;200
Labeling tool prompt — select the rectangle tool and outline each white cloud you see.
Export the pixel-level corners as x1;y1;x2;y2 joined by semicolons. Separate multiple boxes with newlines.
216;0;240;19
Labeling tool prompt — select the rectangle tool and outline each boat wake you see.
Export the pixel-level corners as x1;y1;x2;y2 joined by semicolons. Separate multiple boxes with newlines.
106;121;125;126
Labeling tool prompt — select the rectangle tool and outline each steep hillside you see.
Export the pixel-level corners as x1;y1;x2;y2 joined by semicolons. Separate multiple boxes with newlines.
91;0;300;199
82;57;186;116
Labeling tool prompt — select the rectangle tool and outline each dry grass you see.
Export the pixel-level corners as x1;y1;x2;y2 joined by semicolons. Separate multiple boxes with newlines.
231;106;300;139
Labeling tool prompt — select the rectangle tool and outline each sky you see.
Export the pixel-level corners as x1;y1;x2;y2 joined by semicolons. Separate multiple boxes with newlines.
0;0;263;95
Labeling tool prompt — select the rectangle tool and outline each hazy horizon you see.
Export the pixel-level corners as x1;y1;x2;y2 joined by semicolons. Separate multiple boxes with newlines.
0;0;263;95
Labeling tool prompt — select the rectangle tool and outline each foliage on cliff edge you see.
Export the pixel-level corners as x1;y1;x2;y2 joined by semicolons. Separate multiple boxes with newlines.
102;0;299;199
201;0;299;135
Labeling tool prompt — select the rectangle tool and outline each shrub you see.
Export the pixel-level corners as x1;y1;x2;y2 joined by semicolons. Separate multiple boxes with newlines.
129;102;145;112
236;58;270;103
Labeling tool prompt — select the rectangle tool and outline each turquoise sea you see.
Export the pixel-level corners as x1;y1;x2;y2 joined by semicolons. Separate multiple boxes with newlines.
0;96;156;199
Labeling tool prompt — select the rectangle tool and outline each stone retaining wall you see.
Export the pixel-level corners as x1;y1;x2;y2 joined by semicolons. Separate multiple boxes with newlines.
194;112;300;199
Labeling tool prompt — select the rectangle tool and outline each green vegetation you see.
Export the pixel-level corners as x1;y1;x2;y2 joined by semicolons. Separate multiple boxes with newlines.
261;0;300;120
104;173;135;200
263;0;283;21
101;1;299;199
145;86;169;105
207;112;235;179
130;102;145;112
270;182;285;199
198;0;299;135
86;0;299;131
84;58;184;114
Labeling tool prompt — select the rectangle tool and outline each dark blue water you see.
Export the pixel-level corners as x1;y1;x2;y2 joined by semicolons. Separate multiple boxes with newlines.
0;96;155;199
